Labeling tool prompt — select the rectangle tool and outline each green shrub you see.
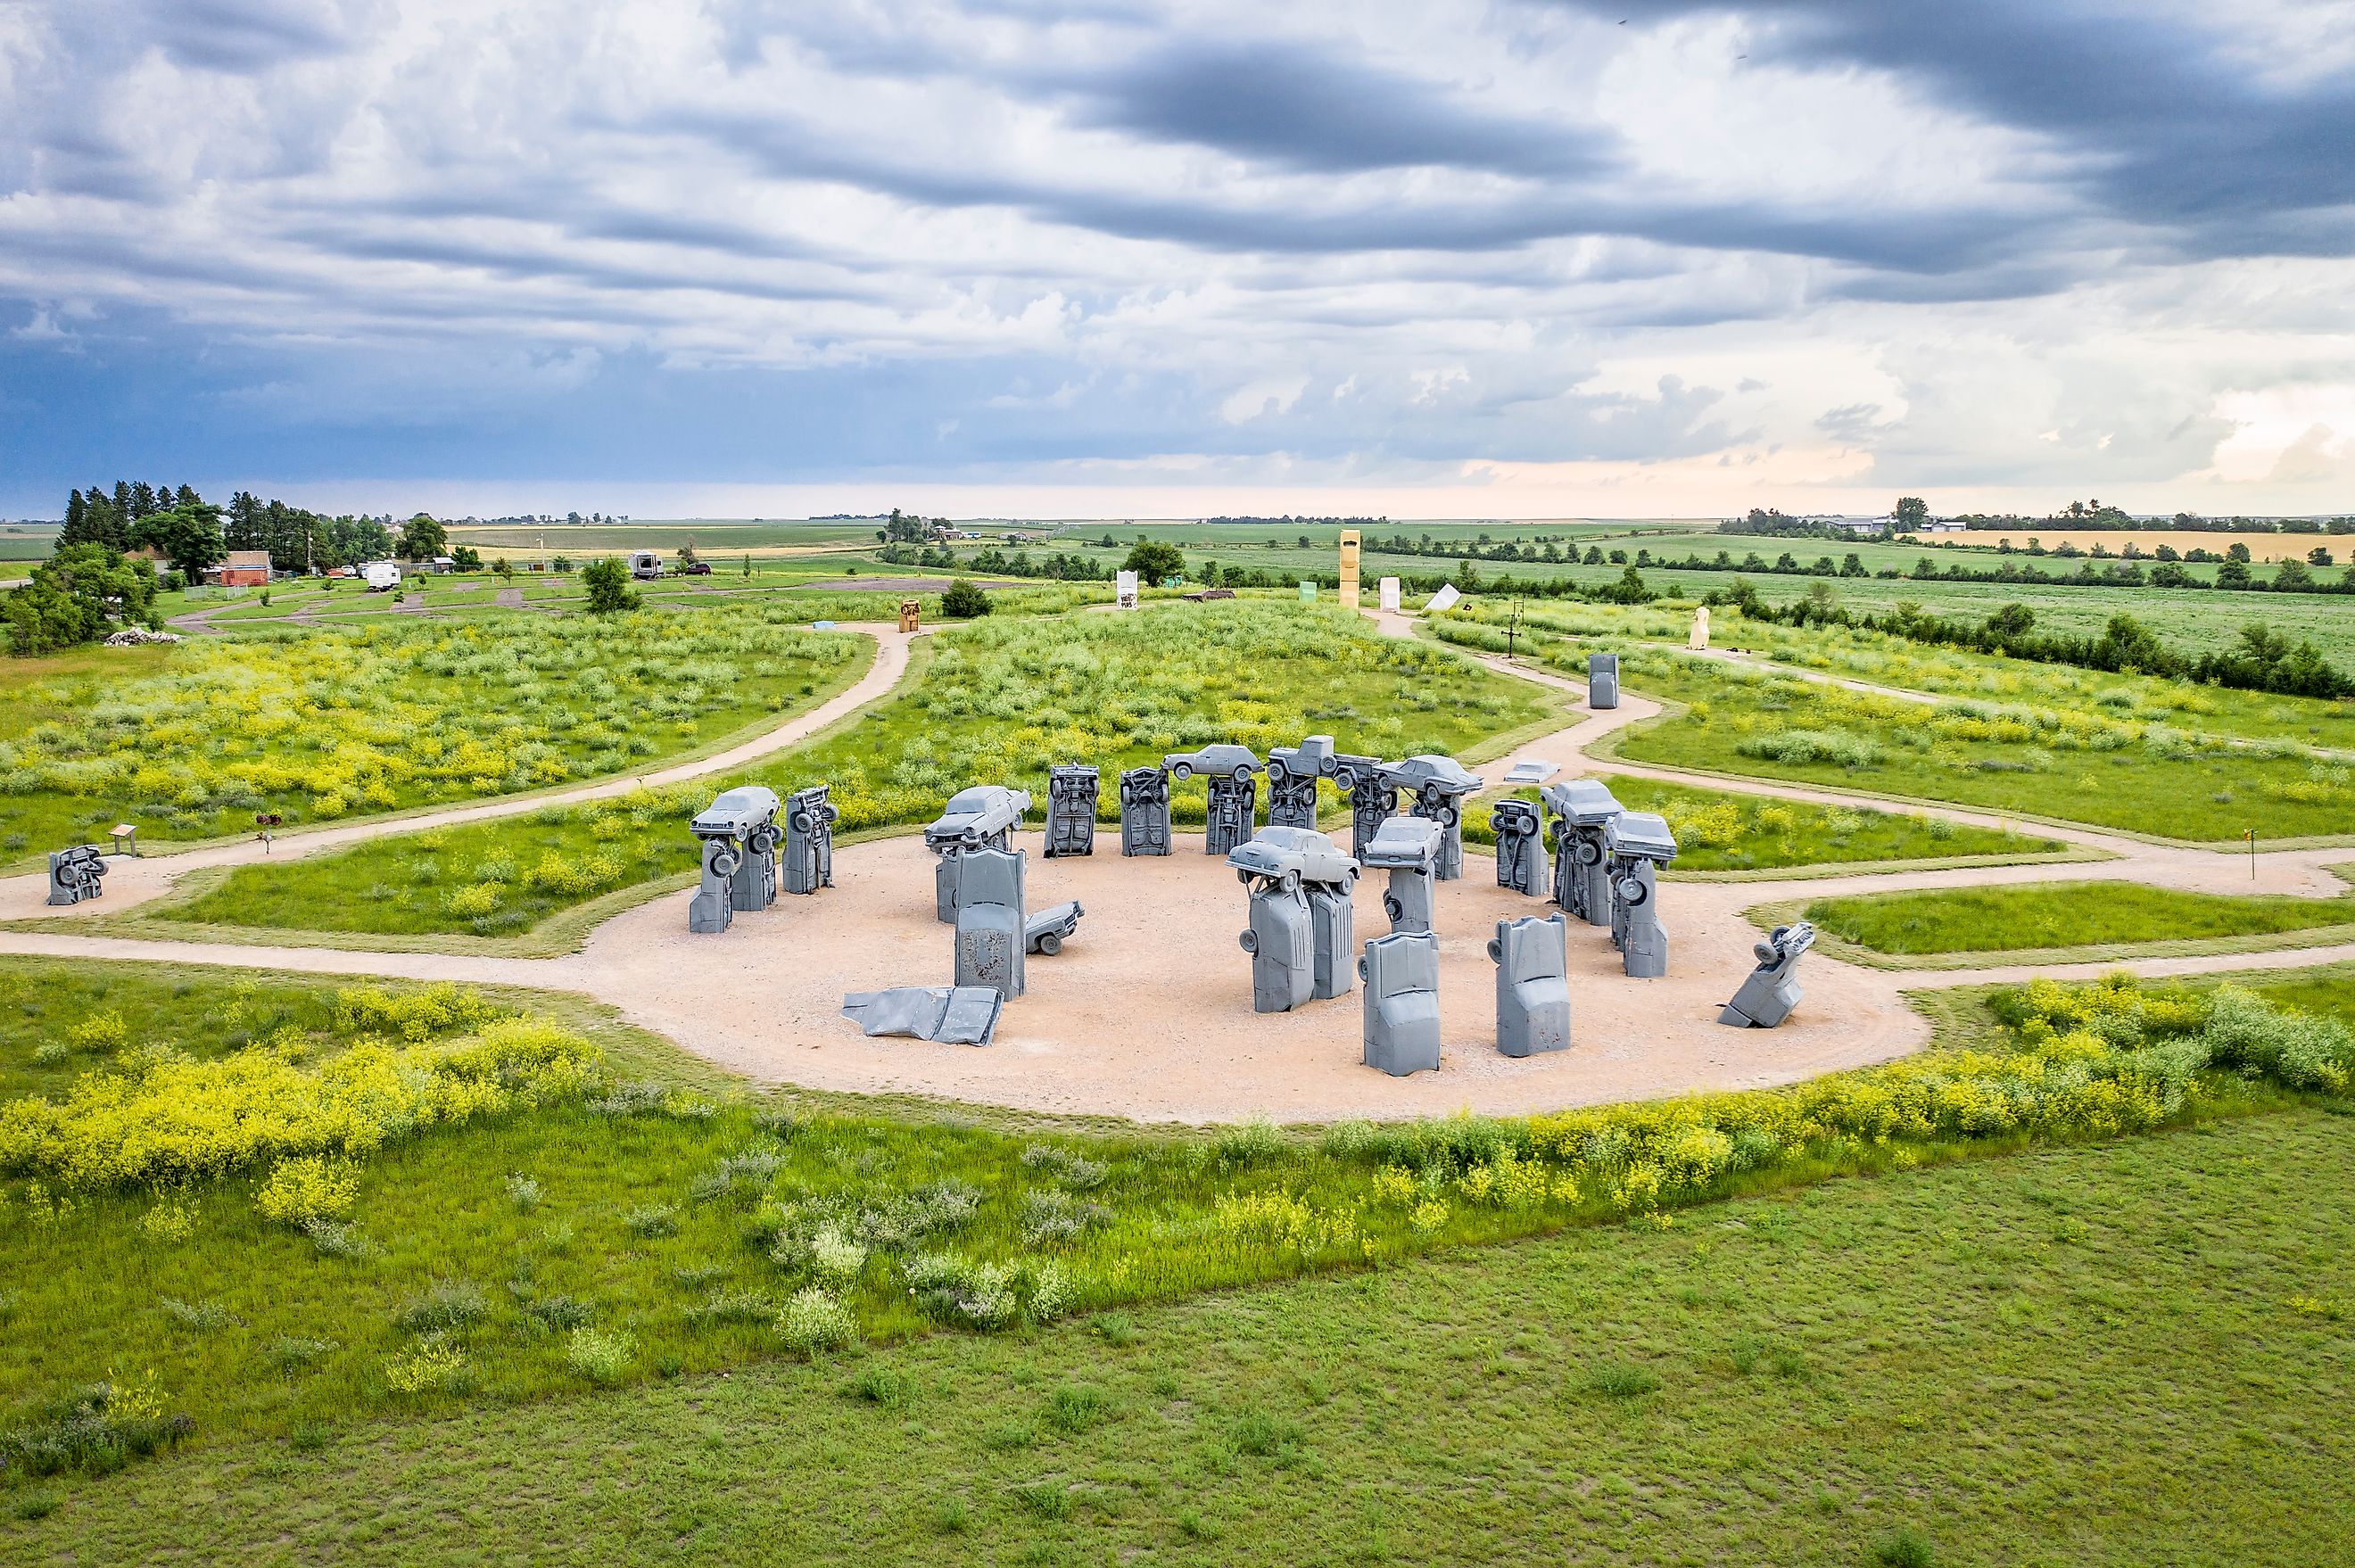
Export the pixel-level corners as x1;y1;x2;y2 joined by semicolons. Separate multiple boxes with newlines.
776;1287;853;1358
566;1326;637;1385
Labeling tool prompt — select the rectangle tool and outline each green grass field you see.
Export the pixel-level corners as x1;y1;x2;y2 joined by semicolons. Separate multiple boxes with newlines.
33;1110;2355;1565
0;607;866;854
4;975;2349;1559
1804;879;2355;956
1593;649;2353;845
160;600;1557;941
1462;776;2066;874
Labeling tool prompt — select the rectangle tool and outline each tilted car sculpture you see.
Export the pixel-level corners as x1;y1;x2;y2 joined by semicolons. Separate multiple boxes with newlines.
1720;921;1817;1028
45;845;107;907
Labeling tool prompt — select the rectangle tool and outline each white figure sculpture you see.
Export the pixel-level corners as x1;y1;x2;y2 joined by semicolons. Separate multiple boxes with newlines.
1690;604;1711;651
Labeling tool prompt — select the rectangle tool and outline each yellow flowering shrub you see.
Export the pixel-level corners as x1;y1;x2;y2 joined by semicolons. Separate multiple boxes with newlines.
0;1014;600;1190
254;1157;359;1224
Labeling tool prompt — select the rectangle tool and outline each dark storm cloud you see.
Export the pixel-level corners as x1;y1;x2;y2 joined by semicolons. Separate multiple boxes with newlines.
1064;40;1610;177
1558;0;2355;254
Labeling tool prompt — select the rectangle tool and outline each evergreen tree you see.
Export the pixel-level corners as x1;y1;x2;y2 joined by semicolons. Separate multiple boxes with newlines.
227;491;266;550
112;480;134;521
174;483;202;509
129;481;157;518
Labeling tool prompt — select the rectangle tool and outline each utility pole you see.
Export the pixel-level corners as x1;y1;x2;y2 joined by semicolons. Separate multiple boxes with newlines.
1508;597;1522;661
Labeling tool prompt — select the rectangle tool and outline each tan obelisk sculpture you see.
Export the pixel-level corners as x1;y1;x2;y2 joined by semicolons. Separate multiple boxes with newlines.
1339;530;1362;609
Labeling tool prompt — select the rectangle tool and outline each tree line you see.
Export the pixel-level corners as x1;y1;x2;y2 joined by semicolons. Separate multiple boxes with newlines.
1711;579;2351;701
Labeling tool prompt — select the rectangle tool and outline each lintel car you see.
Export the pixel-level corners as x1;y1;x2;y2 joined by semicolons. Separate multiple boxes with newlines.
1163;744;1260;781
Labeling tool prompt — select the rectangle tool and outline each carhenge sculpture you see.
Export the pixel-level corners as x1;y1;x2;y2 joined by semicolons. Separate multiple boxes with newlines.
1266;735;1342;830
45;844;107;907
1360;930;1442;1076
1719;920;1817;1028
924;785;1030;923
1228;825;1359;1011
1604;810;1678;978
782;784;838;895
1119;764;1172;856
1045;764;1099;857
1362;813;1442;936
1490;914;1571;1055
1489;798;1547;897
688;786;781;933
1338;751;1395;859
1540;778;1624;926
1587;652;1620;709
1167;744;1261;855
1379;755;1483;881
952;845;1027;998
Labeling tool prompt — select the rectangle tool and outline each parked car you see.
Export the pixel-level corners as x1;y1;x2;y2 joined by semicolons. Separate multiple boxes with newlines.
1163;744;1260;780
676;561;713;576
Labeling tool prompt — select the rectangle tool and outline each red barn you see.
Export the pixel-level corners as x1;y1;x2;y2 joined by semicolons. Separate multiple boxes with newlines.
207;550;273;587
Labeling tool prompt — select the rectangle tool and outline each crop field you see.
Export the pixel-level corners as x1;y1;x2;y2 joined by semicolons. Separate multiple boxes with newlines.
1803;879;2355;957
0;958;2349;1558
162;601;1557;941
0;609;865;854
161;572;1109;631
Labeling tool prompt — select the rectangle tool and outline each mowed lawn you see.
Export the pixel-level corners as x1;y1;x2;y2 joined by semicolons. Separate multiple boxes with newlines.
1805;879;2355;955
12;1108;2351;1565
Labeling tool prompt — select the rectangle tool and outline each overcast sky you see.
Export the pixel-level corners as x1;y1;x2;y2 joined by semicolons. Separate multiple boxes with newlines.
4;0;2352;519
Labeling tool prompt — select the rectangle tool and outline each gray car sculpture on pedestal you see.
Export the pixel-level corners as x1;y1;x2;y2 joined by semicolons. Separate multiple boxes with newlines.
1338;753;1394;859
1379;755;1483;882
1604;810;1677;978
688;787;781;932
1490;914;1571;1056
1490;799;1546;897
1540;779;1624;926
1119;764;1172;856
1360;931;1442;1076
1588;652;1620;709
1268;735;1358;830
1229;825;1359;1012
1362;814;1442;936
45;845;106;906
924;784;1031;923
1720;921;1816;1027
1045;764;1098;857
953;846;1026;999
1167;745;1261;855
782;784;837;895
